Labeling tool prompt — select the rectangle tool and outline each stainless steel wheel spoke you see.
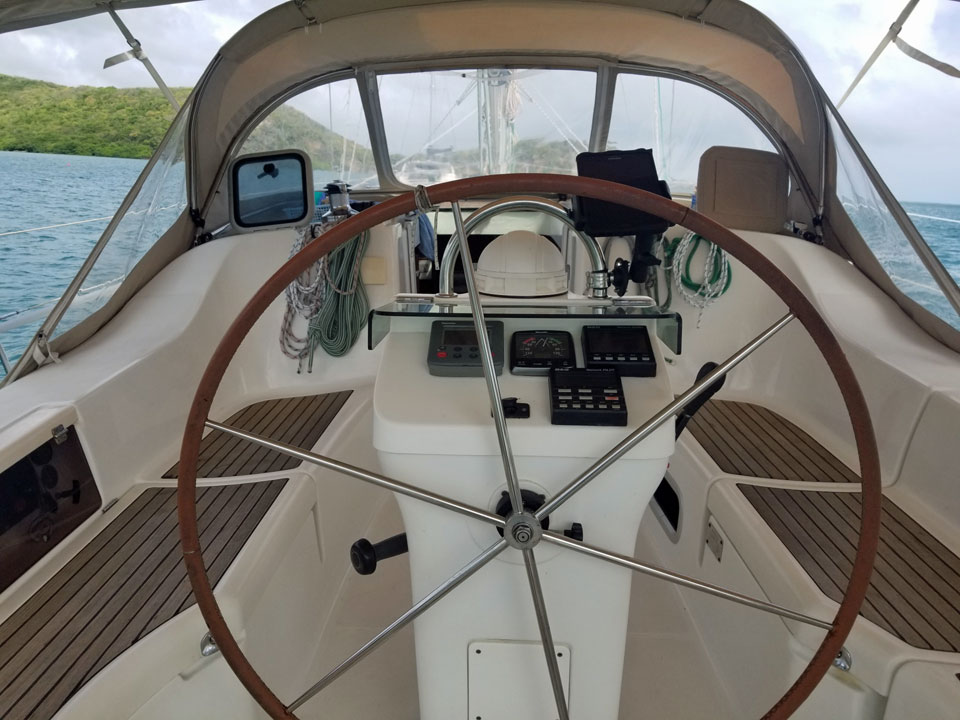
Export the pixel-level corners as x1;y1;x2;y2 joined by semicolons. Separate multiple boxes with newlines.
542;531;831;631
537;312;795;520
522;548;570;720
288;538;508;712
205;420;504;527
451;201;524;515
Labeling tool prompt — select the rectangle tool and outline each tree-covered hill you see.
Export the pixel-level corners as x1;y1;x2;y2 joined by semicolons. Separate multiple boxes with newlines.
0;74;374;170
0;74;190;158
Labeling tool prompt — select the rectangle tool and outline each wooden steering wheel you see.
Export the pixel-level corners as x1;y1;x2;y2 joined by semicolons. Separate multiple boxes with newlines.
178;174;880;719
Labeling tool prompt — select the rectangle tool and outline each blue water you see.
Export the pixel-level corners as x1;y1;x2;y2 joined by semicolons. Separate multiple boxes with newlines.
1;151;959;377
0;152;147;374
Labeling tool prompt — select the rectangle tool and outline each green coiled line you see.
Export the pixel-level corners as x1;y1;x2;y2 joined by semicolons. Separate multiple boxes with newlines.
304;230;369;367
659;233;732;309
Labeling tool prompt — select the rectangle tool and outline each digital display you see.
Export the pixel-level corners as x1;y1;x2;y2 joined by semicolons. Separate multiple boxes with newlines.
510;330;575;374
515;332;572;360
587;327;652;355
441;328;478;346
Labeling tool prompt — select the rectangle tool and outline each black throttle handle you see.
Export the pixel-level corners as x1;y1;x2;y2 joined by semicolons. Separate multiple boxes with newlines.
350;532;409;575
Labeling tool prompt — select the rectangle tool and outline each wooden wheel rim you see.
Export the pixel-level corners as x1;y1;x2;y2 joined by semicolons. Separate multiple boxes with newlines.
178;174;881;720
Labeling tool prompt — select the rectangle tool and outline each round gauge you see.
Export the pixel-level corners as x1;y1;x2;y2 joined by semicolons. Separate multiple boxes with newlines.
510;330;575;375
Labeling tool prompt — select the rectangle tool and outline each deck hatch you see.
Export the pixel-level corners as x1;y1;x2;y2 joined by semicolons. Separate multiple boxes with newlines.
0;425;101;595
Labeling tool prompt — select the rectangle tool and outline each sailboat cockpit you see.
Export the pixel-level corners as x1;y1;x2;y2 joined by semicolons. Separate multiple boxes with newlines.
1;2;959;719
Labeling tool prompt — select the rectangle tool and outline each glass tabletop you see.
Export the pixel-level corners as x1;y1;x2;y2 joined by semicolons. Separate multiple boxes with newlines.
368;296;682;354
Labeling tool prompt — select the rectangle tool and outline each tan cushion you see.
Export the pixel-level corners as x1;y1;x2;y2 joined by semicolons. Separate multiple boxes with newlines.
697;146;789;233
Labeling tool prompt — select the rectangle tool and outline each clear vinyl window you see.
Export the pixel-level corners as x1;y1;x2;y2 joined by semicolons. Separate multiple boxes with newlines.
52;108;189;341
378;68;596;184
241;78;378;190
830;112;960;330
606;73;775;194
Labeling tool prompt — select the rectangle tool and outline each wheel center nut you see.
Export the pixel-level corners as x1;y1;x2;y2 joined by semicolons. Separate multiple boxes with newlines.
513;523;533;544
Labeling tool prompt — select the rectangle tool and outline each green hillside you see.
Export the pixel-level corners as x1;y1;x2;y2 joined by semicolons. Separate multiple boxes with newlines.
0;74;189;158
0;74;375;169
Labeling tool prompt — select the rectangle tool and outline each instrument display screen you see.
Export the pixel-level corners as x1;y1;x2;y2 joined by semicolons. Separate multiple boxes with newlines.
585;326;653;356
514;332;572;360
582;325;657;377
440;327;479;348
510;330;575;374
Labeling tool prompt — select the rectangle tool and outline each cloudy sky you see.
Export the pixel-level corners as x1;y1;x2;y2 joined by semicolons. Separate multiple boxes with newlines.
0;0;958;202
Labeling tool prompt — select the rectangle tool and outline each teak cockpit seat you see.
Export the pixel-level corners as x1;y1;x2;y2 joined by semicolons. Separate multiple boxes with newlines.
0;480;286;720
686;399;960;654
0;390;352;720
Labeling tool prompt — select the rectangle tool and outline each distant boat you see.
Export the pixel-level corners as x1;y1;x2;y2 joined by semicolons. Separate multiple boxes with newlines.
396;158;457;185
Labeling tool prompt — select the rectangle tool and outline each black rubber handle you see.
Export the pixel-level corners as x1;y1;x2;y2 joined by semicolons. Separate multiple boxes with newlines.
350;532;409;575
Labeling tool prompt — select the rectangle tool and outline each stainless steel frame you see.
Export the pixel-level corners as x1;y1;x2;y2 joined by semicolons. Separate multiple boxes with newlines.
437;197;609;299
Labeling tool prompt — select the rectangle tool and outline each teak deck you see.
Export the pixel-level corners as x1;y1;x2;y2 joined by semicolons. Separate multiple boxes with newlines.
0;479;286;720
688;399;960;653
687;399;859;483
163;390;352;478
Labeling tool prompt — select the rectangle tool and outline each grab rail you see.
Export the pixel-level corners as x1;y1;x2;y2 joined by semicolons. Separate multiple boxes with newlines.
437;197;609;298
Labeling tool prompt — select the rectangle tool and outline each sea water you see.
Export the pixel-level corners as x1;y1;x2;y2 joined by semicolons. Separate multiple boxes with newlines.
1;150;959;377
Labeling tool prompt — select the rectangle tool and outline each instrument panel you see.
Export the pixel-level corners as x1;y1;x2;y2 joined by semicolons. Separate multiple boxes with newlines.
510;330;575;375
425;320;658;425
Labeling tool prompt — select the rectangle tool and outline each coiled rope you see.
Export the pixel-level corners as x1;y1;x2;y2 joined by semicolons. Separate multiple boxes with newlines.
304;230;369;365
280;222;369;370
662;231;731;326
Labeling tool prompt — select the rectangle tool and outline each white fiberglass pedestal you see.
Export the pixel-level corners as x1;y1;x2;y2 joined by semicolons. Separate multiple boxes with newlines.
373;319;674;720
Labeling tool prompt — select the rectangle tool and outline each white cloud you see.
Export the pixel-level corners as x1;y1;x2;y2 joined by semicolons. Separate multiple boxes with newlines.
747;0;960;203
0;0;279;88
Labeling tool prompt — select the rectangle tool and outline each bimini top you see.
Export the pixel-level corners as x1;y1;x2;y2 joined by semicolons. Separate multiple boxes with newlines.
188;0;826;224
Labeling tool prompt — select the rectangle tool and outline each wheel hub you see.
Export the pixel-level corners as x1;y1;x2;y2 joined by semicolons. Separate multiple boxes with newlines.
504;511;542;549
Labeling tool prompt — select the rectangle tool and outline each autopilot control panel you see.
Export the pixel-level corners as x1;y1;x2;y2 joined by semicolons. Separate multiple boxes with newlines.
425;320;658;426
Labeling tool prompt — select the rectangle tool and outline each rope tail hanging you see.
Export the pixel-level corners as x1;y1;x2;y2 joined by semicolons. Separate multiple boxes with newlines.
661;231;732;326
304;230;370;367
279;225;327;360
280;180;371;372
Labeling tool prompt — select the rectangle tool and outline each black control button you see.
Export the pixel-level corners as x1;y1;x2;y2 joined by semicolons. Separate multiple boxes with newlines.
453;353;462;359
